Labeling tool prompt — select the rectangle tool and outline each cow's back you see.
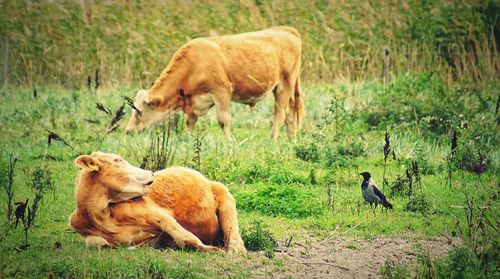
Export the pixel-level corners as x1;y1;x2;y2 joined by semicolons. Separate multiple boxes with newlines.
146;167;220;244
184;27;301;100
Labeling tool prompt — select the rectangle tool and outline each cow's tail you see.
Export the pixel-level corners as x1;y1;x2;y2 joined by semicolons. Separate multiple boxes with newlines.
293;75;305;129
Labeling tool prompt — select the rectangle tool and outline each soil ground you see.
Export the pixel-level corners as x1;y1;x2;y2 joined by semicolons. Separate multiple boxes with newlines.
246;236;460;278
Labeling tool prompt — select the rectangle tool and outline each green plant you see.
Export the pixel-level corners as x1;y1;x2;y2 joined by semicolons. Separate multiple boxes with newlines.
405;193;431;214
236;184;323;218
389;175;410;198
380;258;410;279
294;142;320;163
1;154;17;221
325;147;349;168
141;120;179;172
241;220;276;258
16;164;54;249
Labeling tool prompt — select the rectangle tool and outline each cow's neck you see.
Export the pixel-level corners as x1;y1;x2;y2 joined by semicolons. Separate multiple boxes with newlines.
149;46;191;101
75;172;119;234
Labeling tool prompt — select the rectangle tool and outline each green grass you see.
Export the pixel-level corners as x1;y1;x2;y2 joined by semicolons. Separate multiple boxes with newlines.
0;75;498;277
0;1;498;277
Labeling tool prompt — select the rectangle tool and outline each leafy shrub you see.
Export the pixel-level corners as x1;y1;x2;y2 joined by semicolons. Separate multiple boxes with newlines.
432;246;481;279
390;175;410;198
294;143;320;163
405;194;431;214
241;220;276;258
241;163;307;185
453;122;495;175
236;184;323;218
336;139;366;158
325;148;349;168
363;73;488;135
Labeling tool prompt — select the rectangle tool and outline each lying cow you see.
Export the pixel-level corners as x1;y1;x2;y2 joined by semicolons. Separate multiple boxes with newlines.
69;152;246;253
125;26;304;140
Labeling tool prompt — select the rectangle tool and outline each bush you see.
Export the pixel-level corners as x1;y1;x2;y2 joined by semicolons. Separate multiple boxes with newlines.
405;194;431;214
241;163;307;185
432;246;481;279
453;121;495;175
241;220;276;258
294;143;320;163
390;175;410;198
236;184;324;218
363;73;489;136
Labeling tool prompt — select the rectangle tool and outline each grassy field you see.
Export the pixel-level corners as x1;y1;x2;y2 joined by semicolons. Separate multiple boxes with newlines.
1;76;498;277
1;0;499;278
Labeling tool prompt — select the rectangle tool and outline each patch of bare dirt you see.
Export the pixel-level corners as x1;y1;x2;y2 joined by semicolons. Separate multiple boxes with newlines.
249;236;460;278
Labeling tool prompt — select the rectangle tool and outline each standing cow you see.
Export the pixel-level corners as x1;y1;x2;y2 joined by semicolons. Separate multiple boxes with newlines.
125;26;304;140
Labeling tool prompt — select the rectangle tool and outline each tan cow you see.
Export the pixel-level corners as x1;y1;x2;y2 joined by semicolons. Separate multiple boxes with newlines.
125;26;304;140
69;152;246;254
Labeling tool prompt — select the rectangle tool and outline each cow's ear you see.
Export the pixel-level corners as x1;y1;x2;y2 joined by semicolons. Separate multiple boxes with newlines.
75;155;100;172
147;95;163;108
177;88;185;98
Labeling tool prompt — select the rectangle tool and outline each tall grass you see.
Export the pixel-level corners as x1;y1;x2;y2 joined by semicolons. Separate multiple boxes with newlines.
0;0;497;87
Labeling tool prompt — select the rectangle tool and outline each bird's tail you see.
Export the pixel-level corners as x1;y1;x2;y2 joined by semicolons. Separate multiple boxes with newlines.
382;200;393;209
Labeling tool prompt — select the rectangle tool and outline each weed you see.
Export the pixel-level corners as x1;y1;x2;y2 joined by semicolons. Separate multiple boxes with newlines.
380;258;410;279
389;175;410;198
404;194;431;214
191;127;205;171
236;184;323;218
383;132;391;192
325;148;349;169
241;220;276;258
141;121;178;172
16;165;54;249
1;154;17;221
294;142;320;163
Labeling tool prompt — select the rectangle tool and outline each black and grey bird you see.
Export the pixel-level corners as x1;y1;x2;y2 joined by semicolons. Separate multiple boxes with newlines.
359;172;393;209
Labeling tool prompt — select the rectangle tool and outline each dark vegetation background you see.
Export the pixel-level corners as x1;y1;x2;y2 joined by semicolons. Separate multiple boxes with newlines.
0;0;498;278
0;0;498;85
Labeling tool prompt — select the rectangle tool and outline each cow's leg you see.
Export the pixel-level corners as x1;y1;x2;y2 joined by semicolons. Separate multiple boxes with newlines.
285;98;297;140
186;113;198;130
211;182;246;254
212;90;232;138
271;84;292;140
147;207;220;252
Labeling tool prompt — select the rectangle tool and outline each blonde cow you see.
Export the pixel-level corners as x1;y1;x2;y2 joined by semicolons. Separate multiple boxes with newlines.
125;26;304;140
69;152;246;254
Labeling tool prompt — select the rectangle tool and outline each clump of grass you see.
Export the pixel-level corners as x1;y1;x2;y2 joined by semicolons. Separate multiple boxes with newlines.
389;175;410;198
324;147;349;169
294;142;320;163
380;258;410;279
241;220;276;258
236;184;323;218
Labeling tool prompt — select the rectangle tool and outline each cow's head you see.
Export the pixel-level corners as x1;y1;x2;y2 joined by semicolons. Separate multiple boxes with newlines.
125;89;168;133
75;152;155;202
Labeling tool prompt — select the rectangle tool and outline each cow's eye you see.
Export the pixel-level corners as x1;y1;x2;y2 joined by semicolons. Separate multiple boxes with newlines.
114;158;123;163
